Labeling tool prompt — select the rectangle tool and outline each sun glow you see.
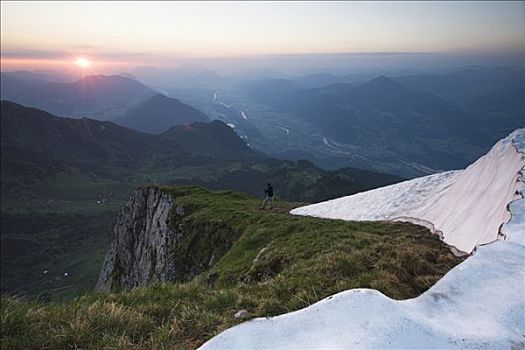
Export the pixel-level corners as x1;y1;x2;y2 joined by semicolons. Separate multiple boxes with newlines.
75;57;92;68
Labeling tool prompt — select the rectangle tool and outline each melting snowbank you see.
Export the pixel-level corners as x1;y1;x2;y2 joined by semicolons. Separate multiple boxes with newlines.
200;129;525;349
406;130;524;253
201;242;524;349
289;170;461;221
291;129;525;254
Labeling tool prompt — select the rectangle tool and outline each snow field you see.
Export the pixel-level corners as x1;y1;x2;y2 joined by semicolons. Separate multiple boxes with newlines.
200;129;525;350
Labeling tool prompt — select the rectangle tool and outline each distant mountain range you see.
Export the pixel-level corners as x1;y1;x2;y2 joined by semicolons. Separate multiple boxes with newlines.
0;100;256;183
393;66;525;112
1;100;403;206
237;71;523;172
278;76;477;146
0;73;157;119
133;65;230;91
1;73;215;134
1;100;406;298
393;66;525;140
0;100;183;172
1;70;77;83
5;67;516;178
114;94;210;134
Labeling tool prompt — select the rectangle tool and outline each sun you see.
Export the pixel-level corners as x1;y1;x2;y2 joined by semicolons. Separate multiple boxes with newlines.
75;57;92;68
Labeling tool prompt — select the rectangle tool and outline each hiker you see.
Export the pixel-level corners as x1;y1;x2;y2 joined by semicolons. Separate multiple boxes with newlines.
261;183;274;210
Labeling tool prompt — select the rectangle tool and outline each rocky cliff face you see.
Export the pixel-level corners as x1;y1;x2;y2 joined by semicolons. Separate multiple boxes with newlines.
96;187;182;291
96;186;241;292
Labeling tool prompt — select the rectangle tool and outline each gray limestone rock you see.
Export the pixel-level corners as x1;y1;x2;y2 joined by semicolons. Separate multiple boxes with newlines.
234;309;250;319
95;187;180;291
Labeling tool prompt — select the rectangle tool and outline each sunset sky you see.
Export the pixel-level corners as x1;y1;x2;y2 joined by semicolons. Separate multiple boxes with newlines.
1;1;524;72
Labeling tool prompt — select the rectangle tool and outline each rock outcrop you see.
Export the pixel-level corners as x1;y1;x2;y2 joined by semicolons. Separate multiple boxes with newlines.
96;186;242;292
96;187;181;291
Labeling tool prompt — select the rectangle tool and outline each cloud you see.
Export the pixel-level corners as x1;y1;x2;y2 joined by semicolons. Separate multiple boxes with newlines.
0;49;64;59
0;48;152;60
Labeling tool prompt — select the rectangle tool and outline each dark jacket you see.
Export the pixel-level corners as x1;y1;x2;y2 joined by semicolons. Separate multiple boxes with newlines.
265;185;274;197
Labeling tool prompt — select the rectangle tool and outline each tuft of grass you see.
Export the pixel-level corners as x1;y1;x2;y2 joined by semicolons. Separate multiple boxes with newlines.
1;185;466;349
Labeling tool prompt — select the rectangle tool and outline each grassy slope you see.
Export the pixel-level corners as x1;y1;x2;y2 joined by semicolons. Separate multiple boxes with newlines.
0;210;116;301
1;147;402;299
1;186;465;349
0;168;128;300
1;101;403;300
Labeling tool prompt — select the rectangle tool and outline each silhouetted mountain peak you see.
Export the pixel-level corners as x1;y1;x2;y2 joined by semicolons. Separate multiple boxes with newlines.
79;74;138;85
142;93;180;105
360;75;405;92
161;119;253;157
114;94;209;134
163;120;238;138
118;72;139;81
78;74;109;83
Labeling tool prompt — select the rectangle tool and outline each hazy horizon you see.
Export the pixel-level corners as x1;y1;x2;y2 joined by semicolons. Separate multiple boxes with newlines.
2;1;524;76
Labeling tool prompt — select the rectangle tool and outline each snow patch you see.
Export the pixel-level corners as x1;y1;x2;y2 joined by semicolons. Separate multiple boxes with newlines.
201;242;524;349
291;170;460;222
292;128;525;254
200;129;525;350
